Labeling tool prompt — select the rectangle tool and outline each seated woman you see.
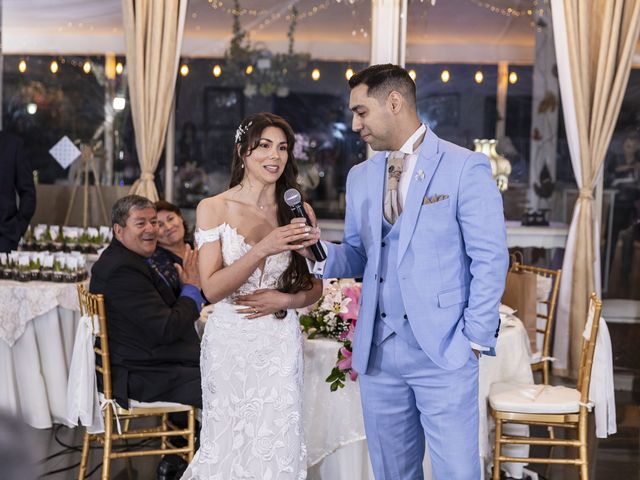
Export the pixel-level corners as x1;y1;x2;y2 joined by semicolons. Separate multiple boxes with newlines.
150;200;193;297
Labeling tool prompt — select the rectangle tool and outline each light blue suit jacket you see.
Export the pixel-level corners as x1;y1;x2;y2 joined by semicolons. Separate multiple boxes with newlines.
323;128;509;374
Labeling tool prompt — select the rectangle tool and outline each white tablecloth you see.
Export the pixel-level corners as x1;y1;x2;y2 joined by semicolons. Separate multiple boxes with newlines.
0;280;81;428
304;313;533;480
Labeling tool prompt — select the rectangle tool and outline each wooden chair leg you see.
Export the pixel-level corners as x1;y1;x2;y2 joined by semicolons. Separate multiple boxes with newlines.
542;360;550;385
101;414;113;480
161;413;169;450
545;426;555;479
187;408;195;462
579;414;589;480
77;430;91;479
493;417;502;480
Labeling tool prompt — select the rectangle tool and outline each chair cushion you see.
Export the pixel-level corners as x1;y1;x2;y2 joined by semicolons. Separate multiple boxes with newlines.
98;393;190;410
489;382;581;414
129;399;191;409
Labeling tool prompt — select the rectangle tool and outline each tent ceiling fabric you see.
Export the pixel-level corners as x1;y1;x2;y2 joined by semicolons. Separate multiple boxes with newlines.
2;0;538;62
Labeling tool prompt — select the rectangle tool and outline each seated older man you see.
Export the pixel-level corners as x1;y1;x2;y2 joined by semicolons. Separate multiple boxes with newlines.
91;195;204;479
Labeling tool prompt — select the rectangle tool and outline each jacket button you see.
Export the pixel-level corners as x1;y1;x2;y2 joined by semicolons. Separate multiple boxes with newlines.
495;333;499;338
381;242;386;247
403;314;408;320
380;277;384;283
381;313;387;318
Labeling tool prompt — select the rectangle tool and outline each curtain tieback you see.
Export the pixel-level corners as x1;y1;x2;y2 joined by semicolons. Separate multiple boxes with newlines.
578;187;593;200
140;173;155;181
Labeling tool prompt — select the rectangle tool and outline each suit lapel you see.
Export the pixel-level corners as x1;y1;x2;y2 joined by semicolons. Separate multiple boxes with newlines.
398;129;443;263
368;153;386;264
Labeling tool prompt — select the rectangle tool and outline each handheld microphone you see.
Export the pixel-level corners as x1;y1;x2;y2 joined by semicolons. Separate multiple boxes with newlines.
283;188;327;262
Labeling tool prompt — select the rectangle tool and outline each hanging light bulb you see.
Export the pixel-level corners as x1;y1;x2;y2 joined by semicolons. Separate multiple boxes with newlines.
440;69;450;83
474;70;484;84
509;71;518;84
180;64;189;77
83;60;92;74
245;65;254;75
18;59;27;73
115;62;124;75
50;60;59;74
311;68;320;81
345;67;354;80
408;69;417;81
212;64;222;77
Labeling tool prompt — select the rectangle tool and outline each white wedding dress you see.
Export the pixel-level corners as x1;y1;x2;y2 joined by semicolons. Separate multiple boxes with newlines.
181;223;307;480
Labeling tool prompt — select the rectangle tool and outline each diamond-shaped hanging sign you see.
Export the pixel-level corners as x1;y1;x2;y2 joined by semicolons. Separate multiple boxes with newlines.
49;136;81;169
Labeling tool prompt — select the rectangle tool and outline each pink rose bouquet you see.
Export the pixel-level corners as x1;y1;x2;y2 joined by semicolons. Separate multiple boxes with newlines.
299;279;362;391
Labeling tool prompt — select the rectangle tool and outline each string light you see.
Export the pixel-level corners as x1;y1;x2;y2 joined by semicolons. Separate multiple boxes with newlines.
468;0;542;18
18;59;27;73
408;69;417;81
180;64;189;77
245;65;254;75
212;64;222;77
345;67;354;80
50;60;59;74
440;69;450;83
474;70;484;83
311;68;320;81
509;71;518;84
113;97;126;111
254;0;367;37
83;60;92;74
115;62;124;75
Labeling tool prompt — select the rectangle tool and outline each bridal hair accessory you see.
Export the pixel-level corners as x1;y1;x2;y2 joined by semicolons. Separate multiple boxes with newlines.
235;120;253;144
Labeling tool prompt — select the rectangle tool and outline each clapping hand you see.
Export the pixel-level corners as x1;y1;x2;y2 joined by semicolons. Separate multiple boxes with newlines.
175;244;201;289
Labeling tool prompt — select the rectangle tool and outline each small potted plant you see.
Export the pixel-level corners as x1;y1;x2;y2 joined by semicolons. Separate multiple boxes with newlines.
52;226;64;252
52;258;65;282
41;255;54;281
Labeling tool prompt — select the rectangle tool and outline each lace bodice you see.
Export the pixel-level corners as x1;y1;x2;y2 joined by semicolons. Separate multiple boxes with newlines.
195;223;291;301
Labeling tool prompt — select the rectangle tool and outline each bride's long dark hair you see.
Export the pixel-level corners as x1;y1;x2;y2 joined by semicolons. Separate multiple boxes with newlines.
229;112;314;294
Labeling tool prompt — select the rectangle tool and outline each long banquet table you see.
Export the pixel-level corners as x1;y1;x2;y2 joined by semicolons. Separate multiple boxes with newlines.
0;279;83;428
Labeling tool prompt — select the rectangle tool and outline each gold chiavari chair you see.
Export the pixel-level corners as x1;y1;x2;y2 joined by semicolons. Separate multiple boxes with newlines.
76;284;196;480
511;261;562;385
489;292;602;480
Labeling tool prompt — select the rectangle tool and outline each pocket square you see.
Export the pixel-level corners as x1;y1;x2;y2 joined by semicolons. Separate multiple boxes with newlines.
423;194;449;205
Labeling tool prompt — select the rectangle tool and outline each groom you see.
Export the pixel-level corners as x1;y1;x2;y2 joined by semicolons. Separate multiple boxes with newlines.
303;64;508;479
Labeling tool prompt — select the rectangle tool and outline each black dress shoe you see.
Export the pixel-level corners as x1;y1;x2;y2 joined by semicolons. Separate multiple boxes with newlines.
157;455;187;480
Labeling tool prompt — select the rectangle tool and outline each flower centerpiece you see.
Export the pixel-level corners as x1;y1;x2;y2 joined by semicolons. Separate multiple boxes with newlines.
299;279;361;391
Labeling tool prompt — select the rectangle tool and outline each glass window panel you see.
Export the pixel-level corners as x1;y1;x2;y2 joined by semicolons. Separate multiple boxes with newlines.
175;0;371;218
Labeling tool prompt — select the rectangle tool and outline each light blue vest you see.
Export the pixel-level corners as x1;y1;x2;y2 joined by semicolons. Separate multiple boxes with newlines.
372;215;421;347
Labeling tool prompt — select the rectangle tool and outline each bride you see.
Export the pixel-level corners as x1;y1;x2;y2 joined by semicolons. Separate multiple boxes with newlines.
181;112;323;479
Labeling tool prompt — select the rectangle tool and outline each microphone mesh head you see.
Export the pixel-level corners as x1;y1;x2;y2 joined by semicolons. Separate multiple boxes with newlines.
284;188;301;207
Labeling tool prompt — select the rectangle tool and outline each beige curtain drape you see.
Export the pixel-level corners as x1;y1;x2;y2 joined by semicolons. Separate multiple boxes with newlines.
551;0;640;378
122;0;187;201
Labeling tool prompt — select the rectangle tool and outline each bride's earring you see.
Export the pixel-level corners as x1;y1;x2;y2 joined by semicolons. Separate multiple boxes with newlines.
241;162;245;169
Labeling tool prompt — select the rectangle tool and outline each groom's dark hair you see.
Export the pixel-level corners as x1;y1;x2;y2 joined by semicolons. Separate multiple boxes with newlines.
348;64;416;107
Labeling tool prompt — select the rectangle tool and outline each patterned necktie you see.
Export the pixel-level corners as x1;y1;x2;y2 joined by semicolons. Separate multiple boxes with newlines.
383;151;407;224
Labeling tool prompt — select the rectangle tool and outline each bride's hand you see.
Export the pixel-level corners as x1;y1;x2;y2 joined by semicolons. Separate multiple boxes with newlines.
254;223;311;257
234;289;290;319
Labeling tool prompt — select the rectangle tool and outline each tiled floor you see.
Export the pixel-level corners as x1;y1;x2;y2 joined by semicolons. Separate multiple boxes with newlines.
27;385;640;479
